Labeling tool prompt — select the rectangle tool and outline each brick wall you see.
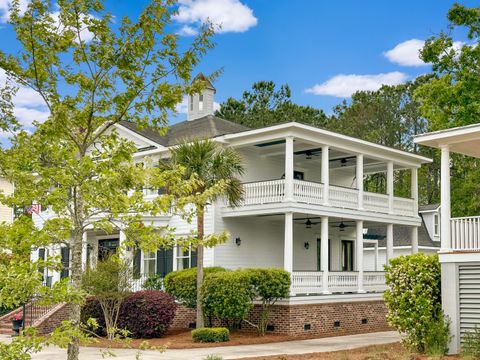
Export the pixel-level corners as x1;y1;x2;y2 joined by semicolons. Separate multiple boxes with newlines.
171;300;390;337
35;303;72;335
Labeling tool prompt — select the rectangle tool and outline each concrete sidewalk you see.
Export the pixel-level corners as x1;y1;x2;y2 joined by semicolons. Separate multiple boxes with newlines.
1;331;400;359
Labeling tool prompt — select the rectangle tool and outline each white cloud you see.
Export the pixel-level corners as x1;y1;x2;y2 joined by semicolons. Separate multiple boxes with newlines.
306;72;409;98
175;0;257;34
384;38;465;67
177;25;198;36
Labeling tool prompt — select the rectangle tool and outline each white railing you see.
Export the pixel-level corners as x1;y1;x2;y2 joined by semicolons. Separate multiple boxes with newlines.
293;180;323;204
291;271;386;295
291;271;324;294
329;185;358;209
129;273;151;292
363;271;387;292
394;198;415;216
328;272;359;292
237;179;415;217
363;192;390;213
242;179;285;205
451;216;480;251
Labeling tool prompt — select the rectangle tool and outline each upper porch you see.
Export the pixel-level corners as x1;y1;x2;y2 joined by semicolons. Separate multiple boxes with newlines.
221;123;431;223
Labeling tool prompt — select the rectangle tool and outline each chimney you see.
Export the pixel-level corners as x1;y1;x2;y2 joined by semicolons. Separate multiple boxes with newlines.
188;73;216;121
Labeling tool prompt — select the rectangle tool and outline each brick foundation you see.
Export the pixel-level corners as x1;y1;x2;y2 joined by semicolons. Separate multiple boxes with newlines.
35;303;72;335
171;299;390;337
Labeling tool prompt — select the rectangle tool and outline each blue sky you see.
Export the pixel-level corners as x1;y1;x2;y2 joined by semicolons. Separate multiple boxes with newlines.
0;0;477;128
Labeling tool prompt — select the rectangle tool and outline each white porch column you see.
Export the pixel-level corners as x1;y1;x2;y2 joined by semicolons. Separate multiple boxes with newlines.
81;232;88;271
374;242;379;271
411;226;419;254
321;146;329;205
284;212;293;274
321;216;330;294
356;220;365;293
386;223;394;263
411;167;419;214
440;145;451;251
387;161;394;214
172;243;178;271
356;154;364;209
285;136;294;202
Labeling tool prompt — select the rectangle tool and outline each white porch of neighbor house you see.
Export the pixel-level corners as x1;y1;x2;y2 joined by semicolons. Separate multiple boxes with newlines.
219;213;420;297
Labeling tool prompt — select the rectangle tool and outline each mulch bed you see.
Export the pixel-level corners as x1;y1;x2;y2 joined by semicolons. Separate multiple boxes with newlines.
85;328;299;349
236;343;462;360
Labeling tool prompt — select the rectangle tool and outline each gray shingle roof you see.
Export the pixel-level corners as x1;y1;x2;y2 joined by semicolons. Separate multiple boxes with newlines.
119;115;249;147
364;216;439;248
419;203;440;212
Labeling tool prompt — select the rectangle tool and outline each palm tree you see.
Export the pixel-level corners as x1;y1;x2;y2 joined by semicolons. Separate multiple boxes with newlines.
166;139;244;328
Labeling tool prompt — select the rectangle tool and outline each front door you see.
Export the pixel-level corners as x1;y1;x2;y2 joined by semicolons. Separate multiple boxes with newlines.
98;239;119;261
341;240;354;271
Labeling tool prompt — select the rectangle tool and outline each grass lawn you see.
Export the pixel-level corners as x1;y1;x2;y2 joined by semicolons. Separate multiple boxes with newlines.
236;343;462;360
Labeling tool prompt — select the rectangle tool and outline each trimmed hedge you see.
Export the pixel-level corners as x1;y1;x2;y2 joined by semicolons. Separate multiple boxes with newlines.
192;327;230;343
202;271;254;329
164;267;226;308
117;290;177;338
82;291;176;339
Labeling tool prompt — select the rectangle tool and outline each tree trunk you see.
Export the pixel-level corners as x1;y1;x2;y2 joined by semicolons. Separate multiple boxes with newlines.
196;205;205;329
67;229;83;360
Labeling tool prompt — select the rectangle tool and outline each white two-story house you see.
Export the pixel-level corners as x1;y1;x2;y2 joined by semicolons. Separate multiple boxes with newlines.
32;74;433;336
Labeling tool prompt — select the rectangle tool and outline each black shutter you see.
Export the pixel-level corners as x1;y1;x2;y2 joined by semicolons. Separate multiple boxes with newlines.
191;249;197;268
156;249;173;277
60;246;70;279
133;249;141;278
38;248;45;280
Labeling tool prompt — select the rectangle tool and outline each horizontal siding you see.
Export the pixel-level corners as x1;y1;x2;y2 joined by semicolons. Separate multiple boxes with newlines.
459;264;480;339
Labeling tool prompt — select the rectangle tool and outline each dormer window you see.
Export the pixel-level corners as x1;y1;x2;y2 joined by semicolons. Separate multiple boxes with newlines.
199;94;204;111
434;213;440;236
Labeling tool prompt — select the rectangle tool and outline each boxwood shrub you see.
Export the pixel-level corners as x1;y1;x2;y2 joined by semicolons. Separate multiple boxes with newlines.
164;266;226;308
117;290;176;338
202;270;254;329
191;327;230;343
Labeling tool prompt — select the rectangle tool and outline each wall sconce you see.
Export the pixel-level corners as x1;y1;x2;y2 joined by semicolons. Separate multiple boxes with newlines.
304;242;310;250
235;237;241;246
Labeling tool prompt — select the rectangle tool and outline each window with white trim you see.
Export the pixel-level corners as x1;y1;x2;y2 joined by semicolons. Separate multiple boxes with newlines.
143;251;157;276
434;213;440;236
175;245;197;270
199;94;204;111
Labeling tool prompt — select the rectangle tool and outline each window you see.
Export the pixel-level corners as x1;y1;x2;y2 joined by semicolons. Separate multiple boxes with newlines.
60;246;70;279
434;213;440;236
199;94;204;111
176;245;197;270
143;251;157;276
190;95;194;111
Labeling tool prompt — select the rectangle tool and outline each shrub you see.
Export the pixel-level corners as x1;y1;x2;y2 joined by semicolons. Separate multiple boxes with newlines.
203;356;223;360
142;274;163;291
164;267;226;308
424;313;451;357
202;271;254;329
244;268;290;336
463;327;480;358
81;297;106;336
191;327;230;343
384;253;442;353
117;290;176;338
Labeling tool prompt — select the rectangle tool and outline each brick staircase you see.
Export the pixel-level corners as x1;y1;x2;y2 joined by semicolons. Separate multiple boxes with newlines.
0;308;23;335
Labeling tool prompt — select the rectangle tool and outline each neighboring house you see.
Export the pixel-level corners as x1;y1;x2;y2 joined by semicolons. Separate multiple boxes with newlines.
415;124;480;354
31;73;434;336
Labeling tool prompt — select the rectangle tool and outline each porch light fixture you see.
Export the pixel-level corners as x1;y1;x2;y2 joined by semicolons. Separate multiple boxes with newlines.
305;219;312;229
235;237;241;246
304;242;310;250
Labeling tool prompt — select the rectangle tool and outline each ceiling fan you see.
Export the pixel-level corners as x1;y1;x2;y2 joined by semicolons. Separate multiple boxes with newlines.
294;216;321;228
329;220;355;231
294;148;322;160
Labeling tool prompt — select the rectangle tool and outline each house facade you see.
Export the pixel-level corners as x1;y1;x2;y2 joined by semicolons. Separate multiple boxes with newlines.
30;75;434;335
415;124;480;354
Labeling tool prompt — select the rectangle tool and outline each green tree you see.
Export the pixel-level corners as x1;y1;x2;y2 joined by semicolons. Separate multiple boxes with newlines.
215;81;328;128
415;3;480;216
0;0;217;358
165;139;244;328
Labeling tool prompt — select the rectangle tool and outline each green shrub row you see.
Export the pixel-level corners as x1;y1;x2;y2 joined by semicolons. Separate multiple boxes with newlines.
191;327;230;343
165;267;290;335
